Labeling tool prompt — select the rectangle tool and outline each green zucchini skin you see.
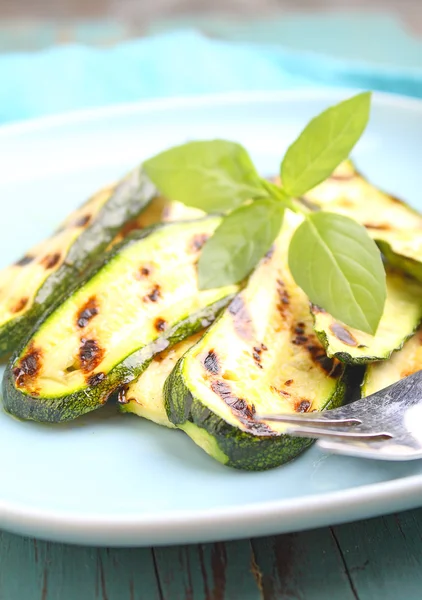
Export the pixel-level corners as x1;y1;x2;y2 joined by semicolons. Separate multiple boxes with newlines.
0;168;156;357
2;219;236;423
165;359;346;471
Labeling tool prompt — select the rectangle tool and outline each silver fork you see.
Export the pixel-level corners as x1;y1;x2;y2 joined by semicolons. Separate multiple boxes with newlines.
256;371;422;461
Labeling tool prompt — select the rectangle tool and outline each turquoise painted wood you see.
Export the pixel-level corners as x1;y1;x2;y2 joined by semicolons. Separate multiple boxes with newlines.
1;510;422;599
251;530;357;599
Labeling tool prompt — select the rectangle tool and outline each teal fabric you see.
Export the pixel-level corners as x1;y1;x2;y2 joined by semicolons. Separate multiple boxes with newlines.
0;26;421;123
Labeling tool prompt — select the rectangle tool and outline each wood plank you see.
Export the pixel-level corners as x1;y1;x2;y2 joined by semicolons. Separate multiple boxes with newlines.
153;540;262;600
332;509;422;600
0;532;161;600
251;528;358;600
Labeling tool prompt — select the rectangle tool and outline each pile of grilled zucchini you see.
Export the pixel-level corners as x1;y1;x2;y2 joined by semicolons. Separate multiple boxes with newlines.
2;161;422;471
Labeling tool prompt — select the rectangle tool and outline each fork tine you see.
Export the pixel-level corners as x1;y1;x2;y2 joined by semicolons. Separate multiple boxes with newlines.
255;413;362;427
285;425;392;443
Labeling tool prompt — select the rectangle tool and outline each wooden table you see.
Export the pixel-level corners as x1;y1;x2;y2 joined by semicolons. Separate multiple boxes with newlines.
0;6;421;599
2;507;422;599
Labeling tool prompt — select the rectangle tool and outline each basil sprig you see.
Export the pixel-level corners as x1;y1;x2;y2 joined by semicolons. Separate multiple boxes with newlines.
143;91;386;335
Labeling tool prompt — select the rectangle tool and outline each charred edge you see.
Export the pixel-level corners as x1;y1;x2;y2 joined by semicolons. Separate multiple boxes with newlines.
295;400;311;413
15;255;34;267
143;284;161;303
87;372;106;387
41;252;61;269
154;318;167;332
13;343;42;388
330;362;344;379
117;385;129;404
203;350;220;375
363;223;391;231
79;338;104;373
190;233;210;252
77;296;99;328
11;297;29;313
228;296;254;340
74;214;91;228
311;303;326;314
330;323;358;347
210;380;274;435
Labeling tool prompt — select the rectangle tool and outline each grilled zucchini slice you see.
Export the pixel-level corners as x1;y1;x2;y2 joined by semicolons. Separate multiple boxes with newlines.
0;168;156;357
164;212;346;471
362;328;422;396
312;269;422;364
302;160;422;280
119;332;205;428
2;218;237;423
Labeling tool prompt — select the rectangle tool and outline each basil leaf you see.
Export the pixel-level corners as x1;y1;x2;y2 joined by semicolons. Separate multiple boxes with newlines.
143;140;266;213
198;199;284;289
281;92;371;197
288;212;386;334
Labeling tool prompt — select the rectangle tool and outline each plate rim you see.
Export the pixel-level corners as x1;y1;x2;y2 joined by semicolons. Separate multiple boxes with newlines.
1;86;421;135
1;87;422;546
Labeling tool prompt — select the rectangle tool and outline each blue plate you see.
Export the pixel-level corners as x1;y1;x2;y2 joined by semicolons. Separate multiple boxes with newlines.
1;90;422;546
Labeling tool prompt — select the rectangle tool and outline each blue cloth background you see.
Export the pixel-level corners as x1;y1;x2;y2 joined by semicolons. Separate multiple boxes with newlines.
0;20;421;124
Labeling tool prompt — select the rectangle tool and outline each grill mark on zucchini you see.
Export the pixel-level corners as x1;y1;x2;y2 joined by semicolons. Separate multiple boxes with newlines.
228;296;254;340
203;350;220;374
209;380;267;434
79;338;104;373
138;266;151;278
15;255;34;267
295;400;311;412
276;279;290;315
41;252;62;269
13;343;42;387
11;297;29;314
329;324;358;347
143;284;161;303
190;234;210;252
252;343;267;369
154;318;167;332
76;296;99;328
73;214;91;228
